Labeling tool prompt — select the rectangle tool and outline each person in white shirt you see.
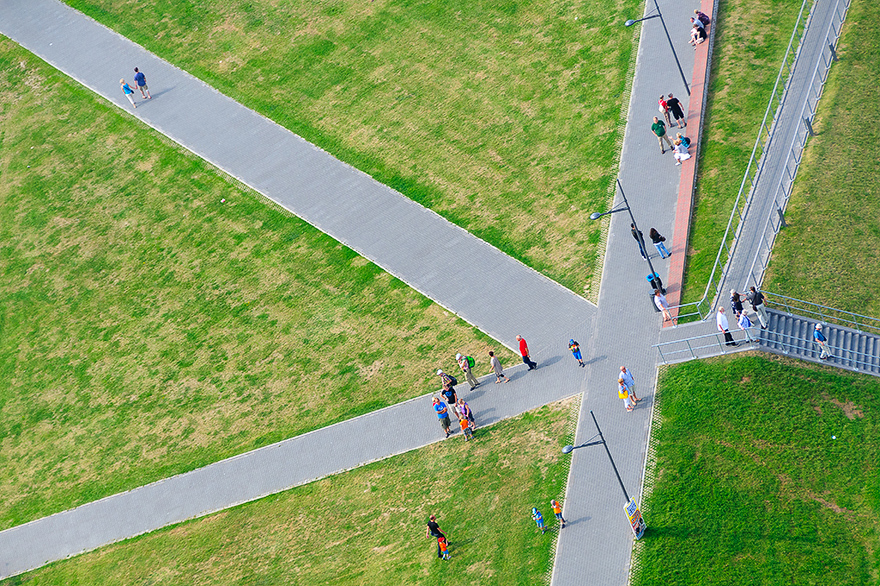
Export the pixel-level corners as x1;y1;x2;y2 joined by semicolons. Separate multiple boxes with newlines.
716;307;738;347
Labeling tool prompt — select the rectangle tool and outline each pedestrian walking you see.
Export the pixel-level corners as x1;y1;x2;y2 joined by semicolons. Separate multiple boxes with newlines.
489;351;510;383
649;228;671;259
120;79;137;109
618;380;633;412
632;224;648;260
738;311;755;342
654;289;675;324
531;508;546;535
551;499;566;529
433;397;453;438
456;352;479;389
458;398;476;429
730;290;744;318
440;386;460;418
620;366;637;400
619;377;640;404
666;94;686;128
813;324;833;360
426;515;446;541
651;116;674;153
716;307;738;347
438;536;451;560
673;139;692;166
658;94;672;127
747;286;770;329
133;67;152;99
459;416;474;441
568;339;585;367
695;9;712;25
517;335;538;370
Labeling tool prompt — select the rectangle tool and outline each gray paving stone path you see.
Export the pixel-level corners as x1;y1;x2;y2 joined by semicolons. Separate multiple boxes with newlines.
0;0;845;582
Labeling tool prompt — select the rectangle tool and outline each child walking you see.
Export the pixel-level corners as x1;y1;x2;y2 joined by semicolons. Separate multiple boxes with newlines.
438;536;451;560
568;340;585;367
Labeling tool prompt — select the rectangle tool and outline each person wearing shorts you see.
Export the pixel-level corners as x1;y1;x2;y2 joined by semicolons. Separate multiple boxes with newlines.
433;398;452;438
133;67;151;99
551;499;566;529
531;508;546;534
568;339;584;367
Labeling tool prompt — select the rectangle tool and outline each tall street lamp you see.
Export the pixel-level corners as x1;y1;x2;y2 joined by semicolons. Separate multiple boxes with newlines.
562;411;647;539
625;0;691;96
590;179;662;293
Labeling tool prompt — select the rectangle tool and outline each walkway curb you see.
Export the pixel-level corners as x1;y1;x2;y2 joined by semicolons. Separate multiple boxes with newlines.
666;0;719;317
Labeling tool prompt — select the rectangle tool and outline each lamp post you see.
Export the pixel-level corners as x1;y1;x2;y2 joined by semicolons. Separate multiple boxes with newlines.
563;411;647;539
590;179;661;293
562;410;630;502
625;0;691;96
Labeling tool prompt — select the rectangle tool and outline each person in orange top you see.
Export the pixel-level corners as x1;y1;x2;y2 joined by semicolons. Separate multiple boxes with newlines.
551;499;566;529
438;536;451;560
459;416;474;441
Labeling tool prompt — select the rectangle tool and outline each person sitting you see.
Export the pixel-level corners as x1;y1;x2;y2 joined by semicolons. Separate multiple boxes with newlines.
673;140;691;166
676;133;691;149
689;24;707;46
695;9;711;26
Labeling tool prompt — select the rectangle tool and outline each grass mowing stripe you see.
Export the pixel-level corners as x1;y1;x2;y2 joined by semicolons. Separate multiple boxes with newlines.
0;38;515;529
1;400;575;586
63;0;644;296
631;353;880;585
763;0;880;317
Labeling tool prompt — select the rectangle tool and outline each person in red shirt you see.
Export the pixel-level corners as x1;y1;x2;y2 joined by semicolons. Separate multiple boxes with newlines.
516;335;538;370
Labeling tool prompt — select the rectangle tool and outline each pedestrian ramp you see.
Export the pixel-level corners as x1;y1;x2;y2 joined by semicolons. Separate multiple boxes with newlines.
653;310;880;378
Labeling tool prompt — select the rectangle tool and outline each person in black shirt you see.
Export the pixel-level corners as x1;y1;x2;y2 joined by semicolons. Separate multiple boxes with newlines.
426;515;447;558
666;94;686;128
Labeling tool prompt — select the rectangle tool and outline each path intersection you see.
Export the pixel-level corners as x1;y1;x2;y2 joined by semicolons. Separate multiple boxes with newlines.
1;0;710;582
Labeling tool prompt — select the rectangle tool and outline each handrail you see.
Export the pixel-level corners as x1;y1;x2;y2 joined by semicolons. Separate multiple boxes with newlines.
762;290;880;335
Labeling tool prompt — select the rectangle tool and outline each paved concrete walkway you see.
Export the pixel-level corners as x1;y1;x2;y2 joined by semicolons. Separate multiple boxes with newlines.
0;0;842;582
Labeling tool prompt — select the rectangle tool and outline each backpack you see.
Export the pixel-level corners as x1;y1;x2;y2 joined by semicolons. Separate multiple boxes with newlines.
449;374;458;387
466;356;475;368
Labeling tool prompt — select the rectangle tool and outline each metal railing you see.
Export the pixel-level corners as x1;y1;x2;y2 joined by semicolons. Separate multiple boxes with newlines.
760;328;878;373
743;0;852;293
654;317;879;374
762;291;880;336
673;0;852;323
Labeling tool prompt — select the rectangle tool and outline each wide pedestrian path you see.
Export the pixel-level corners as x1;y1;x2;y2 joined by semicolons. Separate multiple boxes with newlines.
0;0;707;584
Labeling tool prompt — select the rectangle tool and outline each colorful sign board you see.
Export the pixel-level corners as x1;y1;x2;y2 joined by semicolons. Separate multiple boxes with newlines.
624;498;646;539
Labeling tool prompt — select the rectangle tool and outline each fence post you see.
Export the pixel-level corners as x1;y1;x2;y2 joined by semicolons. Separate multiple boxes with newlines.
803;117;815;136
777;207;787;228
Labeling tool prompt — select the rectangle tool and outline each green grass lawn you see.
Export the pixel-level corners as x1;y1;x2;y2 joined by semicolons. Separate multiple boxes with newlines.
0;399;575;586
763;0;880;317
0;38;516;530
632;354;880;585
62;0;643;296
680;0;803;305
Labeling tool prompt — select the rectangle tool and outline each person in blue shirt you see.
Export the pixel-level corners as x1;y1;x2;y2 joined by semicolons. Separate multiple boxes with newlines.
133;67;152;99
568;340;584;367
531;508;546;534
813;324;832;360
433;397;452;438
120;78;136;109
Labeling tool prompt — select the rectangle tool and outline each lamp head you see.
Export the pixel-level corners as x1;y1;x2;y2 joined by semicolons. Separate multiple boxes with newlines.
589;212;603;221
625;19;636;27
562;445;575;454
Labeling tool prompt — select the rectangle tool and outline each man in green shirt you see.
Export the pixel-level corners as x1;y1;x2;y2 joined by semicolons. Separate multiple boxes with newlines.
651;116;673;153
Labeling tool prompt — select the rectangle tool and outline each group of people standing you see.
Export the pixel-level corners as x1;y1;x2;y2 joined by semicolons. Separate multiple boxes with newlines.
717;286;770;346
653;93;692;165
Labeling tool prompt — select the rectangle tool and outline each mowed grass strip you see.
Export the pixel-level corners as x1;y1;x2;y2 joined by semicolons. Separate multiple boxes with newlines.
0;39;515;529
632;354;880;586
680;0;802;304
63;0;643;295
0;400;574;586
764;0;880;316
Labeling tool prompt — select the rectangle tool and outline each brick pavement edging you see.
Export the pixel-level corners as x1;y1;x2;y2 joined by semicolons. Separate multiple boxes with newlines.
665;0;720;319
